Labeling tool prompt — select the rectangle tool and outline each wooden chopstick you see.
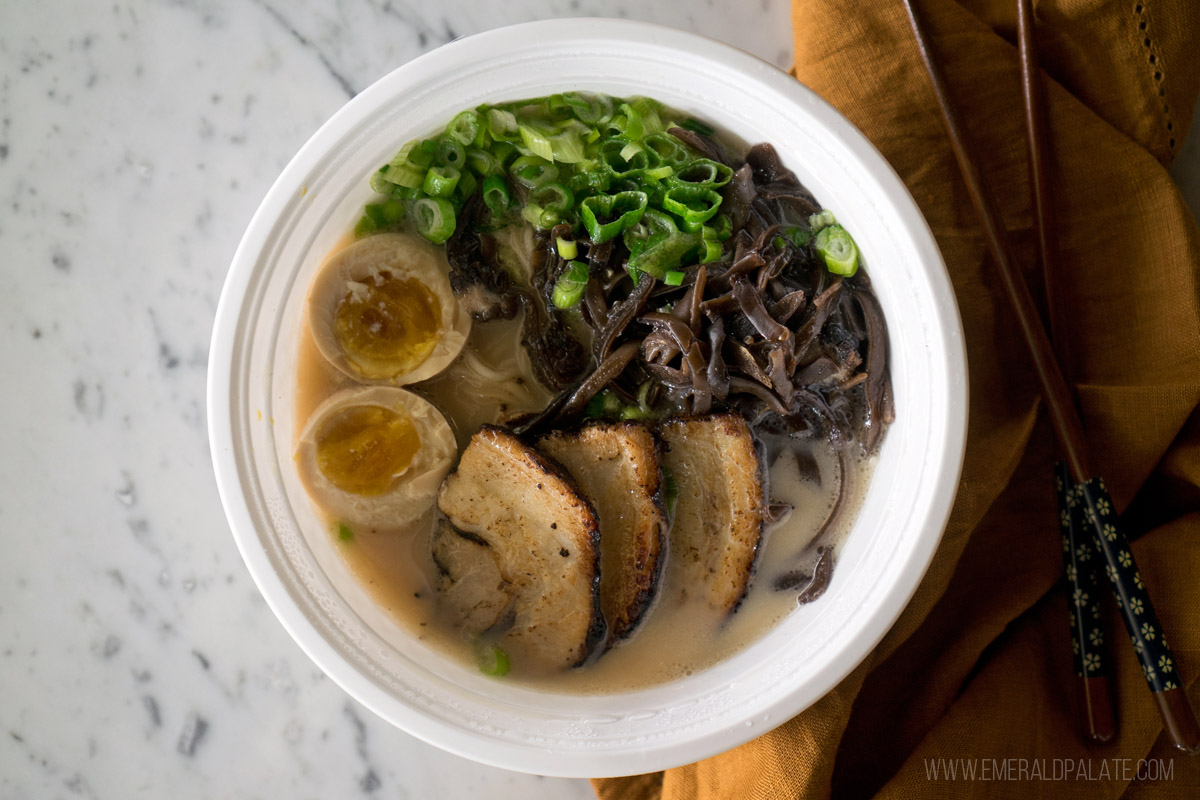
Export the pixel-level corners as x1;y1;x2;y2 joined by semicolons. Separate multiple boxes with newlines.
900;0;1200;754
1016;0;1116;744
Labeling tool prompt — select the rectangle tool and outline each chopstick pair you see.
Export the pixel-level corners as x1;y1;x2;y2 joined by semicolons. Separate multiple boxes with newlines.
901;0;1200;754
1014;0;1115;743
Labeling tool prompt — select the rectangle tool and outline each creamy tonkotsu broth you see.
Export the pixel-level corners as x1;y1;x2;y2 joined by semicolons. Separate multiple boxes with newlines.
292;94;891;689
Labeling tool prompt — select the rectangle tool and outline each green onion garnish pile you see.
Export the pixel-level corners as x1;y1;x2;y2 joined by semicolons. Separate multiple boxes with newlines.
356;92;859;286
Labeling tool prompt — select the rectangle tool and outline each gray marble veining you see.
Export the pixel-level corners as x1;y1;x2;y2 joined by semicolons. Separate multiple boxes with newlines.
1;0;1198;797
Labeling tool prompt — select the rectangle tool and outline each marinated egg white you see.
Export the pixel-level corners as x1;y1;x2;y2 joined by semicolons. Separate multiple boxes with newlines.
308;233;470;385
296;386;457;531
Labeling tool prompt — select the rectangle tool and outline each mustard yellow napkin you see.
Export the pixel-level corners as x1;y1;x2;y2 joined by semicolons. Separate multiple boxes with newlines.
594;0;1200;796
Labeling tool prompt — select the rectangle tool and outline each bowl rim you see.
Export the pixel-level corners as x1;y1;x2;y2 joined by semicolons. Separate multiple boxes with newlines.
208;17;967;778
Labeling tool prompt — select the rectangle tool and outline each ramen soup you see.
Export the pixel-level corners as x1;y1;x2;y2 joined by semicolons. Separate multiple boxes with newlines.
294;94;892;690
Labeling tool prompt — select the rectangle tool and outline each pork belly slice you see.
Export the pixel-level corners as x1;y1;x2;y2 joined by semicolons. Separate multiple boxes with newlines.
538;422;667;643
431;521;513;634
657;413;766;614
436;425;604;670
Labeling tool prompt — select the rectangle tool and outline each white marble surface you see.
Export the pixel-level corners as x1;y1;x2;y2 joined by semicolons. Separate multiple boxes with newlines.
0;2;794;797
2;1;1199;797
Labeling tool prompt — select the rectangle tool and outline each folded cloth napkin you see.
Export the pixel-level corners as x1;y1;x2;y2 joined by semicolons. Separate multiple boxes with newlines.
593;0;1200;797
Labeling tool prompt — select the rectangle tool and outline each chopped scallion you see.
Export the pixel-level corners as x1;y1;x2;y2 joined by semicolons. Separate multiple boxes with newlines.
445;109;482;146
580;190;649;244
412;196;457;244
662;467;679;518
475;642;511;676
486;108;519;141
556;236;578;260
809;209;837;231
813;224;859;276
786;226;812;248
435;137;466;170
510;155;558;188
422;165;461;198
481;174;511;216
551;260;590;309
663;270;685;286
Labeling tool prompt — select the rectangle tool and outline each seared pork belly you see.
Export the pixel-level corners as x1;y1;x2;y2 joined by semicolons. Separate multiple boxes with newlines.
538;422;667;643
436;425;604;670
431;520;512;634
657;413;765;613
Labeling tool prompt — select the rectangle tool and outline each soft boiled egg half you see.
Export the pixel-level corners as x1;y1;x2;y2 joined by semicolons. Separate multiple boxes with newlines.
296;386;457;531
308;232;470;385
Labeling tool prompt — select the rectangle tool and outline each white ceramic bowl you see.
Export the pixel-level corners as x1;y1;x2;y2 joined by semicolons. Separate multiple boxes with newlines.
208;18;966;778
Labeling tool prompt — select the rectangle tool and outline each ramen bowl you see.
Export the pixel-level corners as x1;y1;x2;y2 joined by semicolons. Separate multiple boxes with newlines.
207;18;966;778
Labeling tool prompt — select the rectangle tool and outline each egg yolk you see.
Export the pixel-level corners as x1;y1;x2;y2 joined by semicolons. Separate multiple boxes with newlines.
334;270;442;379
315;405;422;496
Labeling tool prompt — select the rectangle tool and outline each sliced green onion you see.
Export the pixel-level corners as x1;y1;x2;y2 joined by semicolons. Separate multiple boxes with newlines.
465;148;500;177
435;137;466;170
662;185;723;228
809;209;837;231
624;209;699;278
518;119;555;161
413;196;457;244
509;156;558;188
337;522;354;542
353;214;377;237
445;109;482;146
486;108;520;141
531;182;573;211
521;202;545;227
773;235;787;251
670;158;733;188
814;223;859;276
390;184;419;201
552;260;590;309
482;175;511;216
369;167;392;194
662;466;679;518
663;270;685;286
381;140;433;188
713;213;733;241
700;238;723;263
642;165;674;181
629;97;664;135
455;169;477;200
643;133;691;168
475;642;511;676
422;165;460;198
364;199;405;226
567;167;611;195
786;226;812;248
548;120;590;163
619;141;643;163
616;102;645;140
491;140;518;166
619;404;656;420
584;389;622;418
599;138;649;177
556;236;578;260
580;190;649;244
562;91;614;125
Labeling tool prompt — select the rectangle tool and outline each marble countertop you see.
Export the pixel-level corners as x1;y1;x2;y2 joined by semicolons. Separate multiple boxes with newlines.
2;1;1198;797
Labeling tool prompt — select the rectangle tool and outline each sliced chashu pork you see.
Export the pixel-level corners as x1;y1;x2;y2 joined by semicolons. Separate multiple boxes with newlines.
657;413;765;613
435;425;604;670
538;422;667;643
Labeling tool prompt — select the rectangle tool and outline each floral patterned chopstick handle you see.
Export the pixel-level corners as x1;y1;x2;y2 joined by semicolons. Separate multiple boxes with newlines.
1057;462;1115;741
1077;477;1176;691
1077;476;1200;753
